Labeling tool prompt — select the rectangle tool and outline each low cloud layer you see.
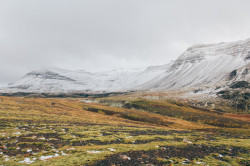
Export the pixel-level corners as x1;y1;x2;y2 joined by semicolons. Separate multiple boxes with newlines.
1;0;250;86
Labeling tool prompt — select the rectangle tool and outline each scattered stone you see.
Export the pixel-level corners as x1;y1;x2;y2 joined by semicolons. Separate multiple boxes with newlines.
120;155;131;160
27;149;32;152
141;154;150;158
182;158;190;165
108;148;116;152
183;138;192;144
66;147;75;151
61;151;67;155
218;154;224;158
13;132;22;135
38;137;46;140
195;161;206;165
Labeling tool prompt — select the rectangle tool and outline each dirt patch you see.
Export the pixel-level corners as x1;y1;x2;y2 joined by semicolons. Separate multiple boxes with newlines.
71;138;175;146
92;145;248;166
1;133;65;156
107;130;191;136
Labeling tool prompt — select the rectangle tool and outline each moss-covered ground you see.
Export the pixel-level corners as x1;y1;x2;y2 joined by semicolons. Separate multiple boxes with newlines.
0;96;249;166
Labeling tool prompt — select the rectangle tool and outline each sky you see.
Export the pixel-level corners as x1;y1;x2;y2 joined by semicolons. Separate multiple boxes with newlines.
1;0;250;86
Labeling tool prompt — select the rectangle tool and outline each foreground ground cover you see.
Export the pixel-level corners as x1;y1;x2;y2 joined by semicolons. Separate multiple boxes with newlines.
0;96;249;165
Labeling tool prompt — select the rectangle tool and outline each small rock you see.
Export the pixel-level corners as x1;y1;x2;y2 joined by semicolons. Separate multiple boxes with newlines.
38;137;46;140
120;155;131;160
141;154;150;158
182;158;190;164
218;154;224;158
66;147;75;151
13;132;22;135
107;148;116;152
27;149;32;152
196;162;206;165
61;151;67;155
183;138;192;144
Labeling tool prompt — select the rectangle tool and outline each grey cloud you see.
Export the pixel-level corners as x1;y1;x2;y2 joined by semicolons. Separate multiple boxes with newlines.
1;0;250;86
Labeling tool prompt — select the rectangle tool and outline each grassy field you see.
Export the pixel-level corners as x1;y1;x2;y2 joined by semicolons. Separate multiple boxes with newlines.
0;96;249;166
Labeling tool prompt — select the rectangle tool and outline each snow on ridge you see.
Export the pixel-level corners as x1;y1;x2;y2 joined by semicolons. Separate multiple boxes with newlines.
2;66;160;93
1;38;250;94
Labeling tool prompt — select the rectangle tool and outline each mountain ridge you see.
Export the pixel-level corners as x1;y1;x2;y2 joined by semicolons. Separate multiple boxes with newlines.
1;38;249;94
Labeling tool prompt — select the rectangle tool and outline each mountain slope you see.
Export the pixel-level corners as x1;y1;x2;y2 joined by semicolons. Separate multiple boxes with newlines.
1;38;250;94
145;39;250;91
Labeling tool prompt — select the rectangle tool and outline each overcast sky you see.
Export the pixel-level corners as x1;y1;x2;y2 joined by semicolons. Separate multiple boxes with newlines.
1;0;250;86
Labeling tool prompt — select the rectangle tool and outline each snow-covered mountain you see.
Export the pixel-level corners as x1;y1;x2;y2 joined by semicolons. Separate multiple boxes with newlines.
144;39;250;91
1;38;249;94
2;67;169;93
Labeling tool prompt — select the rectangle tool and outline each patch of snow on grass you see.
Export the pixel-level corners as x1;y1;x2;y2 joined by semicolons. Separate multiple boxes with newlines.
87;150;102;154
39;154;59;161
107;148;116;152
19;158;36;164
